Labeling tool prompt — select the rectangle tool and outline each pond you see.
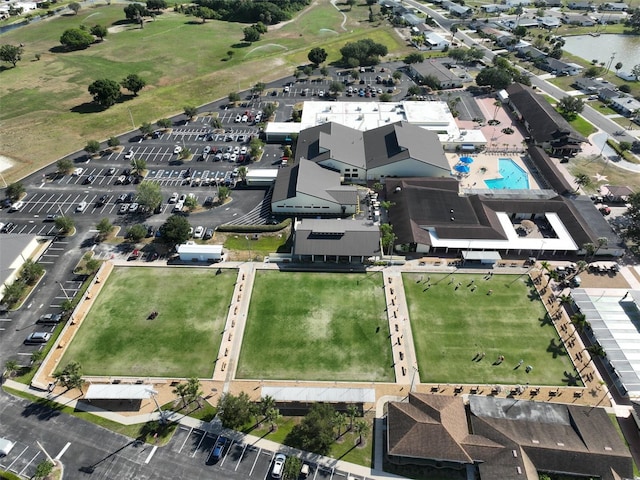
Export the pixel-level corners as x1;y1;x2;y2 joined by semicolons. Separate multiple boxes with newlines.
562;34;640;71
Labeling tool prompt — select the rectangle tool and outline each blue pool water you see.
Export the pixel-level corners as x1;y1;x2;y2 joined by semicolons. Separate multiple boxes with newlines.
484;158;530;190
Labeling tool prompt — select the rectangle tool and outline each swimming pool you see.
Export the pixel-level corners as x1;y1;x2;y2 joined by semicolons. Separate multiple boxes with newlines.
484;158;530;190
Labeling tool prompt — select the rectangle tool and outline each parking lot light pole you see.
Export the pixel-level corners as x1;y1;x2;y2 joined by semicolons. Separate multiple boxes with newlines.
145;388;167;424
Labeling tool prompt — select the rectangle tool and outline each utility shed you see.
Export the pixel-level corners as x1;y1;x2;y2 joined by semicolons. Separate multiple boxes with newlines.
245;169;279;187
177;243;223;262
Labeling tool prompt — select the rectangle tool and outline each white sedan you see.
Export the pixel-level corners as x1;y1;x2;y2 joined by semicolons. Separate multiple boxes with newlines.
173;145;183;154
194;226;204;238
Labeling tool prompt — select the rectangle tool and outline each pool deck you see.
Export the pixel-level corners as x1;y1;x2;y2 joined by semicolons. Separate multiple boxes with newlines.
446;153;541;191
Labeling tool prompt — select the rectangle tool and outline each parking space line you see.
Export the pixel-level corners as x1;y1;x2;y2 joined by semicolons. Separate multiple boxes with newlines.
262;450;274;480
177;426;193;453
190;431;207;457
235;443;248;471
249;448;263;476
18;452;40;477
144;445;158;464
54;442;71;460
6;446;28;471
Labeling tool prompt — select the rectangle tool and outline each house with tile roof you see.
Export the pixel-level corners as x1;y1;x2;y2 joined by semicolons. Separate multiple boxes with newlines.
387;393;633;480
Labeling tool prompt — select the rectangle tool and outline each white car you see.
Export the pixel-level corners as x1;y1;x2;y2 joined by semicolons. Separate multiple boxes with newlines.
233;146;240;154
173;145;183;154
235;114;242;123
241;114;248;122
193;226;204;238
271;454;286;479
230;153;238;163
124;150;134;160
168;192;179;204
240;146;248;155
203;146;211;155
72;167;83;176
76;201;88;212
9;200;24;212
173;202;184;212
178;194;187;203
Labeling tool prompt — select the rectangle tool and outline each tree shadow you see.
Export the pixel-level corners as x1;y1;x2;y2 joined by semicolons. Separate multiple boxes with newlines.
546;338;567;358
0;65;11;73
538;314;553;327
230;42;251;48
21;399;63;421
71;102;105;114
337;442;359;459
562;370;580;386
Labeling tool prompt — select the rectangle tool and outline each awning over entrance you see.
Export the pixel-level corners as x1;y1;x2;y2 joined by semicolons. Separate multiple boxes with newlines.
85;384;155;400
461;251;502;262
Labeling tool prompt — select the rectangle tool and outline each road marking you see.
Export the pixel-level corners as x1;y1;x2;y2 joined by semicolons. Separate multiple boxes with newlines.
178;427;192;453
144;446;158;464
19;452;40;477
0;318;12;322
235;443;248;471
54;442;71;460
249;447;261;476
7;446;28;470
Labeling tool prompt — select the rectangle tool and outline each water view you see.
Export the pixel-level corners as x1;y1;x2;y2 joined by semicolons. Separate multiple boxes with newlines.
562;34;640;70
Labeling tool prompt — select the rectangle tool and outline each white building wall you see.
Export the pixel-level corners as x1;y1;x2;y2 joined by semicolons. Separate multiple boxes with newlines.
272;192;356;215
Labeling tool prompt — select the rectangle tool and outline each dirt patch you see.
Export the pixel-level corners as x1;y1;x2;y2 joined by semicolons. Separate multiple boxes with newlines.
578;270;630;289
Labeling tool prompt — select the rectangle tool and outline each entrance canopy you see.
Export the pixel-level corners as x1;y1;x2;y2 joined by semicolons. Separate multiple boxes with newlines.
85;384;155;400
462;251;502;262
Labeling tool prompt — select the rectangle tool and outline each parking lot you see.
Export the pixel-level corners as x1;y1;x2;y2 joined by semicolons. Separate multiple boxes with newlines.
0;438;47;479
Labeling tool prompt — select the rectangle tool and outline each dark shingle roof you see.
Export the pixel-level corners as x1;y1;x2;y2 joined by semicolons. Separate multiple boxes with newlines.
506;83;587;146
293;219;381;257
528;145;575;195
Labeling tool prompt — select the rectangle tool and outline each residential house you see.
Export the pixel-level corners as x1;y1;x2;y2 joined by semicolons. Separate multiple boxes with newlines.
480;4;510;13
574;76;616;92
561;12;597;25
478;27;515;47
387;393;633;480
541;57;583;76
401;13;423;26
568;1;595;9
542;0;562;6
295;121;451;182
601;185;634;202
292;218;381;263
506;0;531;5
447;3;472;17
609;95;640;117
506;82;587;155
515;44;547;60
617;71;639;82
271;158;359;216
408;59;465;89
504;17;539;29
423;32;450;51
597;87;620;102
596;12;628;23
600;2;628;10
538;15;561;28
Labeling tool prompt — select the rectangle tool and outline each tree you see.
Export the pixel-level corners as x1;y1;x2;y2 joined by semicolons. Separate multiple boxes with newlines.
570;312;588;333
184;105;198;118
237;166;248;181
85;258;101;274
61;298;73;314
354;419;370;445
126;224;147;242
55;216;74;234
139;123;154;139
251;82;266;96
380;223;395;255
68;2;80;14
249;136;264;158
574;173;591;189
90;24;108;41
85;140;101;156
334;412;347;438
403;52;424;65
379;93;392;102
60;28;94;50
186;377;203;406
346;0;356;10
614;61;623;72
228;92;241;104
157;118;172;129
146;0;167;10
121;73;146;96
217;392;255;430
159;214;190;247
4;359;19;378
407;85;421;96
20;259;44;285
243;26;261;42
320;65;329;78
283;457;302;480
339;39;388;66
303;65;313;77
218;186;230;202
346;404;358;430
88;79;121;107
308;47;328;66
96;218;113;240
264;407;281;431
173;382;189;407
136;182;161;213
286;403;335;455
557;95;584;120
178;147;191;160
6;182;25;201
2;281;24;306
0;44;23;67
476;67;512;90
31;349;45;366
196;6;215;22
392;70;402;82
107;136;120;148
184;194;198;211
57;158;74;175
513;25;527;38
587;343;606;358
124;3;148;20
328;80;345;97
632;64;640;80
53;361;85;392
34;460;54;480
627;7;640;33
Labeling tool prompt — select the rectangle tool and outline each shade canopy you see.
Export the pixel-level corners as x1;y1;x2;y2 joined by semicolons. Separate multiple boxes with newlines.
454;164;470;173
459;156;474;164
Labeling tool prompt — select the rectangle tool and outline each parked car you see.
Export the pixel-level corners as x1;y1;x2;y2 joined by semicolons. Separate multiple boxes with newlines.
24;332;51;344
203;146;211;155
173;202;184;213
9;201;24;212
72;167;83;176
37;313;63;324
2;222;16;233
271;454;286;479
204;196;214;207
83;175;95;185
115;175;126;185
107;167;116;175
116;194;128;204
119;204;130;214
207;436;228;464
96;195;108;207
204;228;214;240
76;201;88;212
168;192;179;204
173;145;183;154
146;225;156;238
193;226;204;238
178;194;187;203
124;150;134;160
44;214;60;222
129;203;139;213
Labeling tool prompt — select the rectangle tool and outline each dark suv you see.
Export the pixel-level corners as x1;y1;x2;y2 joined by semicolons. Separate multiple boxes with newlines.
37;313;63;324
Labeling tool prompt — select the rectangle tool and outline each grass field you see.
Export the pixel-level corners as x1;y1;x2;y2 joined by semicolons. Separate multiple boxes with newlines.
0;0;410;182
61;267;236;377
237;271;393;382
403;273;578;386
568;155;640;193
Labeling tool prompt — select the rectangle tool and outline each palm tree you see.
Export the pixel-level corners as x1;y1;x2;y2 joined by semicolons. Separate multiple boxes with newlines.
492;100;502;123
173;382;189;407
587;344;606;358
259;395;276;424
31;350;45;366
334;412;347;438
570;312;589;333
557;294;572;306
186;377;203;407
237;166;248;182
264;407;281;432
346;404;358;431
4;360;19;378
354;419;370;445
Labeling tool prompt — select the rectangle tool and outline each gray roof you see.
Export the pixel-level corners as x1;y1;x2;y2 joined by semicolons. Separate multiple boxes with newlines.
387;393;633;480
272;158;358;205
363;122;449;171
0;234;37;287
569;195;624;248
410;59;463;85
296;121;449;172
293;219;381;257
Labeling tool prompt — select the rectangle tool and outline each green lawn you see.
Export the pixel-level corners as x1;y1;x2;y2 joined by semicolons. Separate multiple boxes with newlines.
61;267;236;377
568;156;640;193
403;273;578;386
237;271;393;382
570;115;598;137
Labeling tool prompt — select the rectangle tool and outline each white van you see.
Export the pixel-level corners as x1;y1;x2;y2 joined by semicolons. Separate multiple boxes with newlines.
0;438;15;456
